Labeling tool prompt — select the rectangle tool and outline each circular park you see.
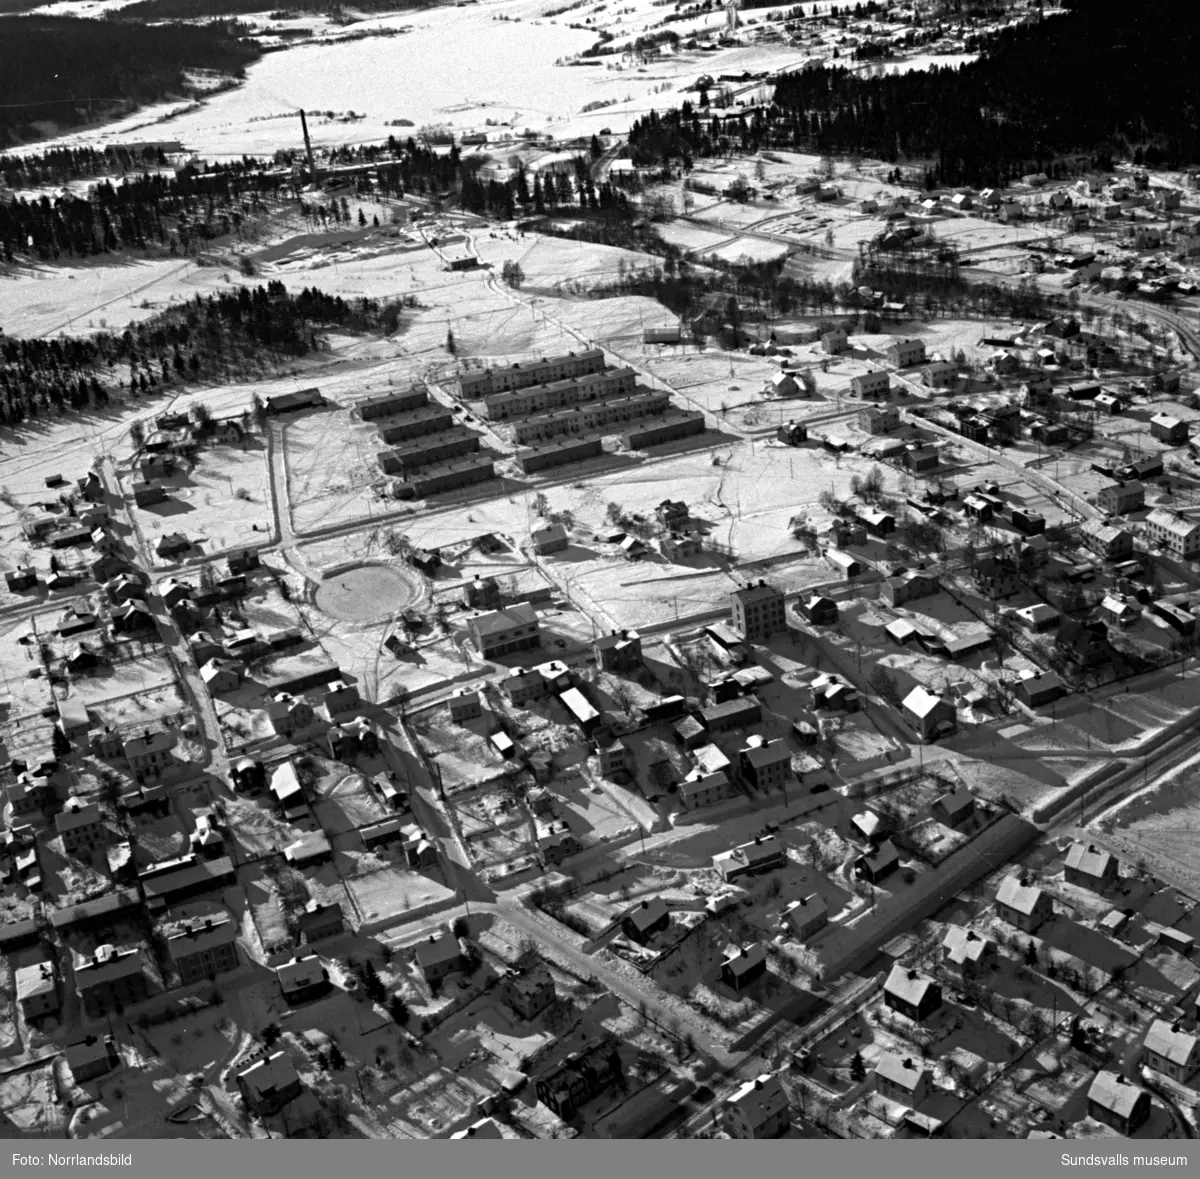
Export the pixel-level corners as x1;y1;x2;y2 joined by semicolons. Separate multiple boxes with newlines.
313;563;424;622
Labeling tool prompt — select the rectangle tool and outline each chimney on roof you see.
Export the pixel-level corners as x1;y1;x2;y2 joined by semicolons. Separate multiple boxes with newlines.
903;1058;913;1069
908;969;918;981
754;1079;763;1090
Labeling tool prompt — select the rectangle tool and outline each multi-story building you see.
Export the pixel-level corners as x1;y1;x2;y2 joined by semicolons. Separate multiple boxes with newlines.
730;580;786;642
123;728;177;781
467;604;540;659
621;411;706;450
500;962;556;1021
534;1038;622;1119
15;959;59;1020
874;1053;933;1107
851;370;891;400
376;405;455;444
1150;413;1189;446
1096;480;1144;516
678;770;734;812
483;368;637;421
723;1074;790;1138
358;387;428;420
886;338;926;367
376;428;480;475
973;556;1020;599
1145;509;1200;558
512;391;671;446
517;438;603;474
1080;520;1135;561
739;738;791;792
594;628;642;672
858;405;900;434
55;800;105;858
166;914;240;984
460;349;607;399
395;457;495;498
74;945;148;1016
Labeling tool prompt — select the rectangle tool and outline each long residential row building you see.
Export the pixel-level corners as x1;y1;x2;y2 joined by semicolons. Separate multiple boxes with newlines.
378;426;481;476
513;390;673;445
459;348;606;399
483;367;637;421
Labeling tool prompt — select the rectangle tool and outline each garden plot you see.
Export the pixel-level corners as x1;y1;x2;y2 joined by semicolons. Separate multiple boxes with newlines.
554;771;642;845
410;709;506;794
0;1062;64;1136
309;762;389;835
0;620;55;718
345;861;455;927
225;795;298;858
126;444;273;561
81;670;186;717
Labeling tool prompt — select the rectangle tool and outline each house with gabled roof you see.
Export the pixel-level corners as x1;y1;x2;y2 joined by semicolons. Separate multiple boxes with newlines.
1086;1071;1151;1135
781;893;827;941
856;839;900;884
1064;841;1118;891
723;1074;790;1138
883;964;942;1023
275;954;330;1004
1143;1020;1200;1084
901;687;955;742
996;876;1053;932
942;926;997;977
874;1052;933;1107
721;942;767;992
236;1051;304;1116
622;897;670;944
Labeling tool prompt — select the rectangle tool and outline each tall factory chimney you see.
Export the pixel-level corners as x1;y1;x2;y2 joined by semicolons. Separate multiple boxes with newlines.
299;109;317;182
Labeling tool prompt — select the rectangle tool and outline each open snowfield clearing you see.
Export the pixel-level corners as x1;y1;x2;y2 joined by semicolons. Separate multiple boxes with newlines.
126;442;274;559
21;0;822;162
0;258;208;338
473;233;670;295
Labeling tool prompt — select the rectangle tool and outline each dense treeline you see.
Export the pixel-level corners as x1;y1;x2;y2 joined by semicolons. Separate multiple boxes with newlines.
0;162;298;260
629;0;1200;186
0;17;260;146
0;145;275;190
116;0;441;17
0;282;411;428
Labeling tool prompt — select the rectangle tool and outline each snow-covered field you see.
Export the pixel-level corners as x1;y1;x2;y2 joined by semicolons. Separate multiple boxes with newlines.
18;0;821;161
